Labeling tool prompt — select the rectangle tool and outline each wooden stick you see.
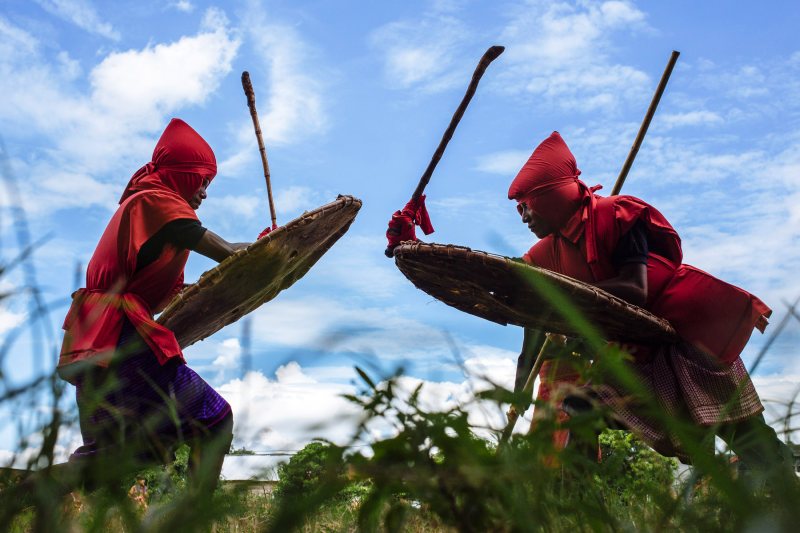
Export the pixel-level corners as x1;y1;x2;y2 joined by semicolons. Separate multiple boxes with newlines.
412;45;504;201
611;50;680;196
241;71;278;230
498;336;551;446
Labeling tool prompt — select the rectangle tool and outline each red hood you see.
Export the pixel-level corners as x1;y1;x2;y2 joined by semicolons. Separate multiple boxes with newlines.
119;118;217;204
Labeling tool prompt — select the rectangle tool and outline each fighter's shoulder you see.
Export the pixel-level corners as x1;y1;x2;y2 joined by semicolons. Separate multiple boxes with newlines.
595;194;650;209
120;190;195;217
595;194;655;220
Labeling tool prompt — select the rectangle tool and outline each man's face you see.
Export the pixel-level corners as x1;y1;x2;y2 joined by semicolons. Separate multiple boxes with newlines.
518;201;554;238
189;178;209;210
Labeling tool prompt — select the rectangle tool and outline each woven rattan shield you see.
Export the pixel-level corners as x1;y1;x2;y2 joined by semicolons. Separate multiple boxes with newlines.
158;195;362;348
393;242;678;343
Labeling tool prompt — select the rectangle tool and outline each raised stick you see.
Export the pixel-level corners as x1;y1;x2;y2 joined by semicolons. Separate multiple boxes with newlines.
412;45;505;201
384;46;505;258
611;50;680;196
498;336;551;446
241;71;278;231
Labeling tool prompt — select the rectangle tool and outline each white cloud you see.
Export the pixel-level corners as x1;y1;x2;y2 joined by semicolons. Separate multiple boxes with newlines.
249;296;447;358
428;193;505;220
216;3;331;176
0;9;240;218
475;149;531;175
315;234;408;300
212;338;242;369
89;9;238;133
194;186;329;238
219;350;525;454
200;194;261;230
219;358;800;459
659;110;724;129
217;121;259;178
369;5;470;92
0;16;38;56
753;374;800;442
275;361;315;384
273;186;325;216
11;167;120;216
3;361;796;474
0;306;26;337
222;454;282;481
34;0;120;41
172;0;195;13
55;50;81;81
243;3;329;144
626;133;800;305
497;0;651;112
220;365;364;451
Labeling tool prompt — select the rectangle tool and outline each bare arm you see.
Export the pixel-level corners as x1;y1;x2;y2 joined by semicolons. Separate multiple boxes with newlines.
193;229;250;263
593;262;648;307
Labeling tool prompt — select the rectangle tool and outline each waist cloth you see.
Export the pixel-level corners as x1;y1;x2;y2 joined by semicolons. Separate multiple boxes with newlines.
592;342;763;461
70;319;231;463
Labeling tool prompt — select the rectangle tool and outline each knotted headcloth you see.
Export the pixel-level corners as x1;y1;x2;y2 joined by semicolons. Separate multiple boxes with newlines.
120;118;217;204
508;131;603;262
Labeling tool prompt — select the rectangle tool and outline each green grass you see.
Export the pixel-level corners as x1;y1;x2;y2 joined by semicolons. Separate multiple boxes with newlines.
2;192;799;531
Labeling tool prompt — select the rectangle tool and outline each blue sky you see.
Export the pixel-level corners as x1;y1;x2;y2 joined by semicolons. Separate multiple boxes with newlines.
1;0;799;458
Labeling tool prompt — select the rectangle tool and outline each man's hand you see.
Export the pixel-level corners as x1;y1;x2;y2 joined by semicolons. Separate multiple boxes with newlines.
506;405;520;424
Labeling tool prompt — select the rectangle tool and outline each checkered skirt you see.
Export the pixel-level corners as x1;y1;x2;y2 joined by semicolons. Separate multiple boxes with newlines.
595;342;763;460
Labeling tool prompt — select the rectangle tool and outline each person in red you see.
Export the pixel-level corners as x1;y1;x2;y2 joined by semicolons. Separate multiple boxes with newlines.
509;131;791;474
57;118;250;494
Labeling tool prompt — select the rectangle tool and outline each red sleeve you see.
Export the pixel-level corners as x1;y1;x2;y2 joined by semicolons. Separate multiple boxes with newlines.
604;196;683;265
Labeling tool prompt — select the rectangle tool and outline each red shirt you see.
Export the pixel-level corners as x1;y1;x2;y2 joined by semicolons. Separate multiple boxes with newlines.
524;193;770;365
59;119;216;382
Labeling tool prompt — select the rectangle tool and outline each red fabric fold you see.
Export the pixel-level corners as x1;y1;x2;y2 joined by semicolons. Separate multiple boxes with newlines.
386;195;435;249
60;289;183;370
258;224;277;240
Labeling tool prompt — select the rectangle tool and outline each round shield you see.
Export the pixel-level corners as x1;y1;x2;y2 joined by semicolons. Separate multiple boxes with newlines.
393;242;677;343
158;195;362;348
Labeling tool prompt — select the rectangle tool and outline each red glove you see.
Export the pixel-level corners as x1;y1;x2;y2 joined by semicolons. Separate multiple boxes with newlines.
385;195;434;256
258;224;277;239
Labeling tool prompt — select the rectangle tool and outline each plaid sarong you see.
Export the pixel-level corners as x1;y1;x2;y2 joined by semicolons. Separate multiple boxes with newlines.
594;342;763;461
70;319;231;463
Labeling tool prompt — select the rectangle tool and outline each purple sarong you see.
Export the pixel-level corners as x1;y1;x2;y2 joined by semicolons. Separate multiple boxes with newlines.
70;320;231;463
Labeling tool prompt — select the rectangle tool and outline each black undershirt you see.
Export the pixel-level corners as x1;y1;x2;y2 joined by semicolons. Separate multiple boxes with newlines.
612;220;649;267
135;219;207;273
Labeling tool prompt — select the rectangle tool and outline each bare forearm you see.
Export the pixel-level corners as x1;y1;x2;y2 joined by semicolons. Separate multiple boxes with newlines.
194;230;251;262
594;277;647;307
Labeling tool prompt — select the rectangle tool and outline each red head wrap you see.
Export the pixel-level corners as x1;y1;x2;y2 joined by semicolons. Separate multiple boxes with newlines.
119;118;217;204
507;131;597;231
509;131;604;263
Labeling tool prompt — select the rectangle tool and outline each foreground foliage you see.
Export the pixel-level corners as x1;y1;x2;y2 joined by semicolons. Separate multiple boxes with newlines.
3;362;800;531
262;366;800;532
1;194;798;530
